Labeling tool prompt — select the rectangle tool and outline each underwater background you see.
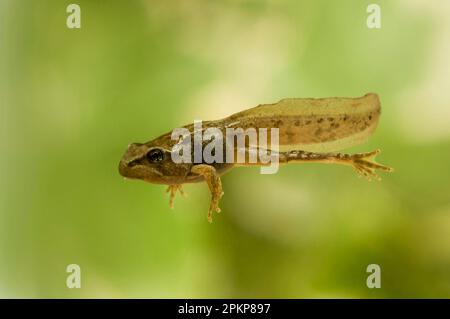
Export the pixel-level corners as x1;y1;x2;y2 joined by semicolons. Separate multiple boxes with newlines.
1;0;450;298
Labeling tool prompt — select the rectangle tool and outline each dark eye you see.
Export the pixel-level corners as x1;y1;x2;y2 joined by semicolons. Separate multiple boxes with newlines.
146;148;164;163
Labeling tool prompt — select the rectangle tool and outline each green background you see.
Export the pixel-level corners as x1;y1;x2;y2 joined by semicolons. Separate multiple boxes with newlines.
1;0;450;298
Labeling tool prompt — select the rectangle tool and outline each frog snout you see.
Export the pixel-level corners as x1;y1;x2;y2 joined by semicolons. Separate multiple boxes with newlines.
118;159;128;177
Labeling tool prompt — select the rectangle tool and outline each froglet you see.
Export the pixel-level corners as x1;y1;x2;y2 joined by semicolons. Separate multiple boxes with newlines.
119;93;393;222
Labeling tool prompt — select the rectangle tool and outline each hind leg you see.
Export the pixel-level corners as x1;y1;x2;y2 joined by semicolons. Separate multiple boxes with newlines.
281;149;393;181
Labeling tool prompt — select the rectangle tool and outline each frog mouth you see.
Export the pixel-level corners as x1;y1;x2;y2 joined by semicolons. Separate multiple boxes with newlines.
118;159;163;179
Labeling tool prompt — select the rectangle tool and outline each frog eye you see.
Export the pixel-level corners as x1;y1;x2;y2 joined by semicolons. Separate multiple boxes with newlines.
146;148;164;163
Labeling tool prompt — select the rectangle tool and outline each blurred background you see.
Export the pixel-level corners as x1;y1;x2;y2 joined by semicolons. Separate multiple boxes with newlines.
1;0;450;298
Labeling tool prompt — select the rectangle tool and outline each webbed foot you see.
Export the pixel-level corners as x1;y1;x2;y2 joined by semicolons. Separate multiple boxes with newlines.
348;149;393;181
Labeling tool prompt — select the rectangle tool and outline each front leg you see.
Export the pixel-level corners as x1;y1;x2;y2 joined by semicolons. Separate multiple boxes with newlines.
166;184;185;209
191;164;224;223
